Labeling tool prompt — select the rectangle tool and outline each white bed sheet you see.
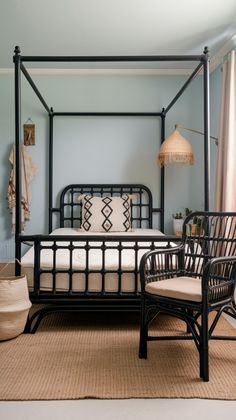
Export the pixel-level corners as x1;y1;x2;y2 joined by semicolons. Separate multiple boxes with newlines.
22;227;173;293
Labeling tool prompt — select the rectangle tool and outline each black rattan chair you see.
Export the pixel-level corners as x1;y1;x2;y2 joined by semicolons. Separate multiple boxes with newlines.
139;212;236;381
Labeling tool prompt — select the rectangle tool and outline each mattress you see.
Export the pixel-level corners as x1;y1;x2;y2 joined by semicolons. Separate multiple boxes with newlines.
21;227;174;293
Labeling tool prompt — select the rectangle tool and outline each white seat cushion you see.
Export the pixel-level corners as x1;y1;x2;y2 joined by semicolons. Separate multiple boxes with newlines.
145;276;202;302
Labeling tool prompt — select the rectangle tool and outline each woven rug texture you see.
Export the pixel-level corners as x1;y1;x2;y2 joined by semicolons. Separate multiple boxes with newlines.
0;311;236;400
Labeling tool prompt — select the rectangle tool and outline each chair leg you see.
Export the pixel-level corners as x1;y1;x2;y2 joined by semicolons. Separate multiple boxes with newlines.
139;295;147;359
200;311;209;382
186;309;193;333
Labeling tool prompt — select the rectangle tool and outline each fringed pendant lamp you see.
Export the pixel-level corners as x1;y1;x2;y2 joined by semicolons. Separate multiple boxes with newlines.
158;126;194;167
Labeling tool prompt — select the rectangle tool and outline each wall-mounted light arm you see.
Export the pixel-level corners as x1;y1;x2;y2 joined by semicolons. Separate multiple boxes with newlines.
175;124;218;146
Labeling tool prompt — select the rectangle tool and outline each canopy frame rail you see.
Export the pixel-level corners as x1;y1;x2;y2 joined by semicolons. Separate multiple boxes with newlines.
13;46;210;275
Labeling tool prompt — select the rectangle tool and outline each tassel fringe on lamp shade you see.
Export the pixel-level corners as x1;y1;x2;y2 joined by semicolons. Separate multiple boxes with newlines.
158;129;194;167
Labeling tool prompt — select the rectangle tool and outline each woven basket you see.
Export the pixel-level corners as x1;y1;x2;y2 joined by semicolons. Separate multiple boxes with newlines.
0;271;32;341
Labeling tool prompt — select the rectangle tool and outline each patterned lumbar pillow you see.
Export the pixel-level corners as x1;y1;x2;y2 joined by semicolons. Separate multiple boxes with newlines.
79;194;131;232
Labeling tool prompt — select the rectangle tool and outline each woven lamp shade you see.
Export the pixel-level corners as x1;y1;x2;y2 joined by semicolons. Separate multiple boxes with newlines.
158;129;194;167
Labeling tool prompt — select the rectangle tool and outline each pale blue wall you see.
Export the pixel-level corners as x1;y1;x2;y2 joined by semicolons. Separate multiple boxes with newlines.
0;71;221;260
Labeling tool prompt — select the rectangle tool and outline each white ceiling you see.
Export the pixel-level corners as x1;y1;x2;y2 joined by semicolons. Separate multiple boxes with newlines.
1;0;236;70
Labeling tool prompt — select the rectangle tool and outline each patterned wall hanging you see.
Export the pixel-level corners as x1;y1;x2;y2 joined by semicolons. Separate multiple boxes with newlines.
23;118;35;146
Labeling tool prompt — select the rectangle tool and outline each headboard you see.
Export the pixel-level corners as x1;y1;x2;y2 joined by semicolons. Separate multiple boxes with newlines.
58;184;153;229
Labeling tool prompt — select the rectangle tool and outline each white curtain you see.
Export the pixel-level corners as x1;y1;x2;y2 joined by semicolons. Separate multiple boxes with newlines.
215;50;236;212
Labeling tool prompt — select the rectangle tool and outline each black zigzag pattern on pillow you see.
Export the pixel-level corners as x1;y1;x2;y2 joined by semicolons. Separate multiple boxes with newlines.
122;194;131;231
101;196;113;232
82;194;131;232
82;195;93;231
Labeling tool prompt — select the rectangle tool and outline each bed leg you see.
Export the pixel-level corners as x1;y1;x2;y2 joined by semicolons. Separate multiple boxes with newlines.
24;314;31;334
24;307;49;334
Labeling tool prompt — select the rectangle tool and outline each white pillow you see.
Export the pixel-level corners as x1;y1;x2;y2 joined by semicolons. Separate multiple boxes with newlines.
79;194;132;232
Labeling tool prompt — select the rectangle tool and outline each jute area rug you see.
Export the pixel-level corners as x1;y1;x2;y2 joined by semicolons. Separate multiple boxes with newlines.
0;310;236;401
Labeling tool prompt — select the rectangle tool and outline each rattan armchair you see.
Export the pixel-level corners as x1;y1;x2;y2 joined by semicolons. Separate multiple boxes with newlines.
139;212;236;381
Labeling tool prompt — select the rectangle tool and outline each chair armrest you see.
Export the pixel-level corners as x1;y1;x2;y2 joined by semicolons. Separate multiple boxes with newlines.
139;244;185;292
202;256;236;302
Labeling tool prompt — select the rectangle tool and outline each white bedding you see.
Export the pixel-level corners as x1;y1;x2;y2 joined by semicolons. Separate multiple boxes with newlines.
22;227;174;293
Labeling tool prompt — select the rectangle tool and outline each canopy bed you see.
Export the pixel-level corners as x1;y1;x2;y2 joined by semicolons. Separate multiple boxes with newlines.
13;46;211;332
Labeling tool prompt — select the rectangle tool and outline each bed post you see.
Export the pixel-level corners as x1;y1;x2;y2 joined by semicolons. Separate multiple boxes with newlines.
160;108;165;232
13;46;22;275
49;107;54;233
203;47;210;211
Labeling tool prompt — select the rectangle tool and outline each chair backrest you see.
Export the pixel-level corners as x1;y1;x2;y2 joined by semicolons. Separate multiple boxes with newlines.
182;211;236;278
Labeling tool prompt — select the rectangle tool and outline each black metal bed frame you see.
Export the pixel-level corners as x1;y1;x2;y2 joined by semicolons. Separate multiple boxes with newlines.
13;47;211;331
23;183;182;332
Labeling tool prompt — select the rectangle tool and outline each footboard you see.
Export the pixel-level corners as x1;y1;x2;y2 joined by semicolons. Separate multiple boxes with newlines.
20;233;181;332
22;234;180;300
